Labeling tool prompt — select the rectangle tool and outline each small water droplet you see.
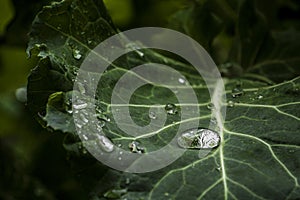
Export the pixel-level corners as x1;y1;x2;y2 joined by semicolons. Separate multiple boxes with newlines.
164;192;169;196
77;82;86;94
232;86;244;98
118;157;122;160
177;128;220;149
129;141;145;154
73;49;82;60
216;167;222;171
75;123;82;129
149;111;157;119
227;100;235;108
207;103;215;110
73;102;87;110
97;135;114;152
258;95;263;99
165;103;178;115
98;119;106;128
126;43;144;57
82;134;88;140
178;77;186;84
119;151;123;155
79;113;89;124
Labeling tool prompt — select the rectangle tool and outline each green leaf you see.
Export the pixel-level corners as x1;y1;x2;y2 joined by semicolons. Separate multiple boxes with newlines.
27;0;117;115
229;0;300;83
169;1;223;52
26;0;300;199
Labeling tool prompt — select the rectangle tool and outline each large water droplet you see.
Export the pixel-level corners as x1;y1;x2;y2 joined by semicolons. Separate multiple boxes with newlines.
128;141;145;154
165;103;178;115
177;128;220;149
97;135;114;152
149;111;157;119
73;49;82;60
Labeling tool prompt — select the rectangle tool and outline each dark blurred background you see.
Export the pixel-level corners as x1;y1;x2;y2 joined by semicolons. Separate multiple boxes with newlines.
0;0;299;199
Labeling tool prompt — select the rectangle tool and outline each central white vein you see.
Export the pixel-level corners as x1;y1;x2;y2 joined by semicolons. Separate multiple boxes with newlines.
211;78;228;200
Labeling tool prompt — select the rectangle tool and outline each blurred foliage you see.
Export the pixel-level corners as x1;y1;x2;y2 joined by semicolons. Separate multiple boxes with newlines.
0;0;299;199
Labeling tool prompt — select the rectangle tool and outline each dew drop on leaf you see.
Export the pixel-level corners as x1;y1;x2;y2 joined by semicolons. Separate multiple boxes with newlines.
97;135;114;152
72;49;82;60
128;141;145;154
177;128;220;149
178;77;186;84
231;86;244;97
149;111;157;119
227;100;235;108
98;119;106;128
165;103;178;115
207;103;215;110
73;102;87;110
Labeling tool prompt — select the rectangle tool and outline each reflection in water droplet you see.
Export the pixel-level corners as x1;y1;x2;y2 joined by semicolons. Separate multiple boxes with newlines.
149;111;157;119
165;103;178;115
178;77;186;84
129;141;145;154
97;135;114;152
207;103;215;110
228;100;235;108
177;128;220;149
73;49;82;60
